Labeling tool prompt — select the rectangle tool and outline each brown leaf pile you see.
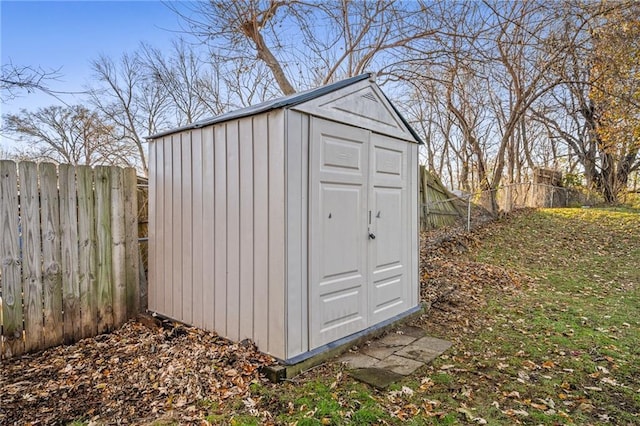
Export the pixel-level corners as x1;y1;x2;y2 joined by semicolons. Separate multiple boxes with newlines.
418;213;530;339
1;318;274;424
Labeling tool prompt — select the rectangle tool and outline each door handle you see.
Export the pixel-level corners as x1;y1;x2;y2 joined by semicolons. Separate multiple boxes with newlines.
369;232;376;240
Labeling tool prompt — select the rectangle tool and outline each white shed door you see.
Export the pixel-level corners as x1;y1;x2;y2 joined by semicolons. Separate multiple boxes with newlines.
368;133;410;323
309;118;410;349
309;119;370;349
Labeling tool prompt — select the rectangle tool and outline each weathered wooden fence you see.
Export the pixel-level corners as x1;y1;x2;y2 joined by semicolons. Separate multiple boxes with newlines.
497;183;570;212
419;166;464;230
0;161;139;359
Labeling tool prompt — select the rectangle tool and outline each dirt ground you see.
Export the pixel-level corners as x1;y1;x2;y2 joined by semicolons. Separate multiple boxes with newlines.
1;208;507;425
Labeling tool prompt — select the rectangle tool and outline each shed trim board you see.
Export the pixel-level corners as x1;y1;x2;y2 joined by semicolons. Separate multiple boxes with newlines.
148;75;420;362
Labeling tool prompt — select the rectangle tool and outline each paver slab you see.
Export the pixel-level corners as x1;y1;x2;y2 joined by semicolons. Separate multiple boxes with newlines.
394;346;441;363
411;336;453;353
374;354;424;376
337;352;379;369
378;333;417;347
349;368;405;390
361;341;400;360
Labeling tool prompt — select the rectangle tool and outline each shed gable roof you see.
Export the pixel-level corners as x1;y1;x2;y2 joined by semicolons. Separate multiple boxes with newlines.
291;78;419;143
148;73;422;143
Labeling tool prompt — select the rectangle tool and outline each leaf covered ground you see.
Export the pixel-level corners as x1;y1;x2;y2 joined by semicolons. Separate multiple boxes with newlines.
1;207;639;425
0;318;274;424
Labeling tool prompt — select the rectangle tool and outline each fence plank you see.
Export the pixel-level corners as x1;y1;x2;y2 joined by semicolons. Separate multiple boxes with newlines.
76;165;97;338
110;166;127;327
0;160;24;357
95;166;113;333
59;164;81;344
123;168;139;317
39;162;63;348
19;162;44;352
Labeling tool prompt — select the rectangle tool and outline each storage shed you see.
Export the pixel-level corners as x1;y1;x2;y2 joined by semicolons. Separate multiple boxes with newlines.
148;74;421;363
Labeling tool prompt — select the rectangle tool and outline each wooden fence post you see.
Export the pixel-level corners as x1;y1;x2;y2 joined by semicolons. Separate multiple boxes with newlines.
95;166;113;333
77;165;97;338
0;160;24;357
59;164;82;344
19;162;44;352
124;168;140;317
111;166;127;328
40;162;63;348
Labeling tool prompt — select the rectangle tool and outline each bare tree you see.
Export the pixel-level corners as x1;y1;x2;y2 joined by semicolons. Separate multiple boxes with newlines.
172;0;297;94
139;39;228;124
0;62;65;102
2;105;134;166
89;53;169;176
171;0;440;94
82;0;636;209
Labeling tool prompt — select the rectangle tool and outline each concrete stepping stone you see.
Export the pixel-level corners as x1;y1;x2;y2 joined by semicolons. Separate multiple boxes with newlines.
378;333;418;347
360;339;400;359
374;354;424;376
337;352;379;369
349;367;405;390
395;336;452;363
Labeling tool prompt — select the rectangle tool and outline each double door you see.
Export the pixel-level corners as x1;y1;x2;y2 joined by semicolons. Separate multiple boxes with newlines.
309;118;410;349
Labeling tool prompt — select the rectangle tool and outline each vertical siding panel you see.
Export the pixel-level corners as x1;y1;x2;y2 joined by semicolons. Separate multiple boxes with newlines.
214;124;227;335
181;132;193;325
162;137;173;317
171;135;183;320
226;121;240;342
252;115;269;351
300;114;310;354
285;111;311;358
410;144;419;306
202;127;216;330
191;129;204;329
148;141;156;313
151;140;163;314
285;112;303;358
267;111;286;358
238;117;254;341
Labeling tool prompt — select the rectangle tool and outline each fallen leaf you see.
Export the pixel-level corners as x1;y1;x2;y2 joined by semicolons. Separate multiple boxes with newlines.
531;402;548;410
504;408;529;417
578;402;595;412
601;377;619;386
